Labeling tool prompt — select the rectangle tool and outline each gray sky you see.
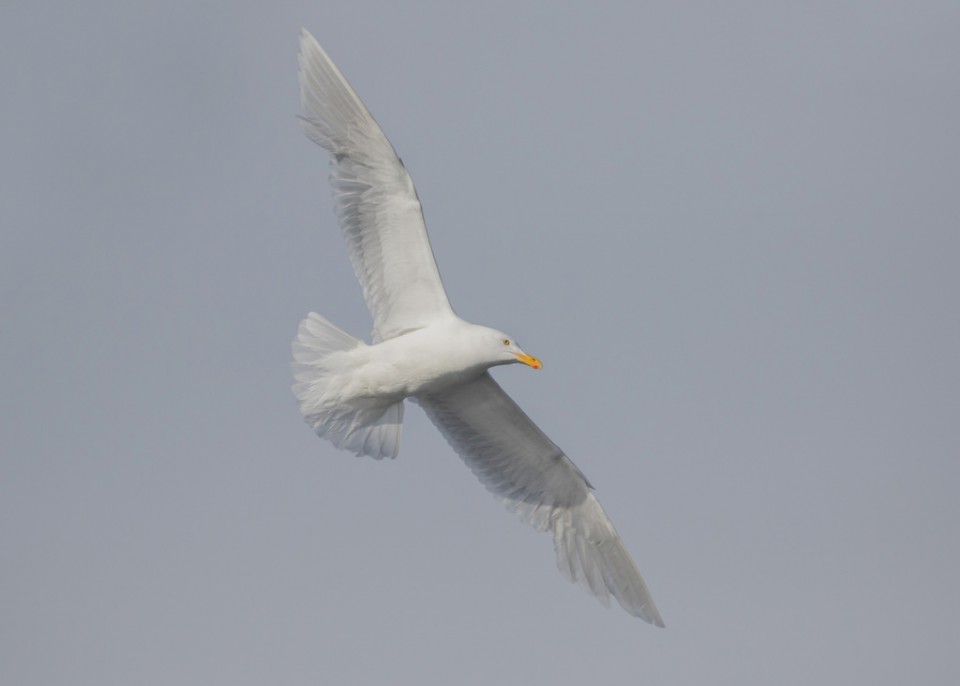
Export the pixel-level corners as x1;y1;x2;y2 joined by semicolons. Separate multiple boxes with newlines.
3;1;958;683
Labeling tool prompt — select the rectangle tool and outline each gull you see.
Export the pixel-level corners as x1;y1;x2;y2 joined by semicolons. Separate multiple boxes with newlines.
291;29;664;625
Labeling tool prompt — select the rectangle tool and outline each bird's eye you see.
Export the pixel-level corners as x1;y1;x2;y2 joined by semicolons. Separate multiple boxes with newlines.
502;338;511;346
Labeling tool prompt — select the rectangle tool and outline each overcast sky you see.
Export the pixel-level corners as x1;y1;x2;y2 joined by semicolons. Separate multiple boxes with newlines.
2;1;959;684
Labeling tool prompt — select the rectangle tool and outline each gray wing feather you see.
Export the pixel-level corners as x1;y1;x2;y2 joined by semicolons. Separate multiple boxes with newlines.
418;373;664;625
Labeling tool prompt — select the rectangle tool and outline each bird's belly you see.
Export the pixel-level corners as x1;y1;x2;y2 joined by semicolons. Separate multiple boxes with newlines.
344;332;485;402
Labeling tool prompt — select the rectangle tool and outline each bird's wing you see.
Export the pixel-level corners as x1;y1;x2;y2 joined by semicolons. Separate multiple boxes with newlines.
298;30;454;341
417;373;664;625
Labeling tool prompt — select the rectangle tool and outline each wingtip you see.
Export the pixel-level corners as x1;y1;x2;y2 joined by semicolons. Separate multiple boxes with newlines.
620;598;665;626
298;28;324;66
645;608;667;628
628;592;666;627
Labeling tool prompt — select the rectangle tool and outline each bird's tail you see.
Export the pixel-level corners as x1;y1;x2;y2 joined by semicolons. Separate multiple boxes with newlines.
292;312;403;459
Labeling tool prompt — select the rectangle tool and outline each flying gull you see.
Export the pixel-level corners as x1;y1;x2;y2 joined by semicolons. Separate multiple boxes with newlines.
292;29;663;625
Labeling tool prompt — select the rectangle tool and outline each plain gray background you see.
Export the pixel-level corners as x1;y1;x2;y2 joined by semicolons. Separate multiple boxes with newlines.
3;1;958;683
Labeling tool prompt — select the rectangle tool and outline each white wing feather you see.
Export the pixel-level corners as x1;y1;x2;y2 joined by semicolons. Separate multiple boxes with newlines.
418;373;664;626
298;30;454;340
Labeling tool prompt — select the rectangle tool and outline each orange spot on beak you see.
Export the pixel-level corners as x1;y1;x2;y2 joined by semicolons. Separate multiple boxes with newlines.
515;353;542;369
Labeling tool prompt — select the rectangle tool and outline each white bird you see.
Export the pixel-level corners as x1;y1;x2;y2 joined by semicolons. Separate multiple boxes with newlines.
292;29;664;625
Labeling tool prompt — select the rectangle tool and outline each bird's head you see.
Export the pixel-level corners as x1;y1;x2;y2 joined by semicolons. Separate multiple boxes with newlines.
482;327;542;370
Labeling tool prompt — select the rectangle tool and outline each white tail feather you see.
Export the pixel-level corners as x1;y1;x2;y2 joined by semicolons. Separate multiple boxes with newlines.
292;312;404;459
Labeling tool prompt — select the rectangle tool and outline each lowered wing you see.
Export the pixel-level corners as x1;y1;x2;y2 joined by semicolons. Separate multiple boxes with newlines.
418;373;664;625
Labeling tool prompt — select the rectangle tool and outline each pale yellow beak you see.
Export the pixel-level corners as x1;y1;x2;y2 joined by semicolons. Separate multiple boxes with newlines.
514;352;542;369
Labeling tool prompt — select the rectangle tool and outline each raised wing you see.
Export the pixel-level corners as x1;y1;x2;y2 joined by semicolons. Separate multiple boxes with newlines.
418;373;664;625
298;30;454;340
